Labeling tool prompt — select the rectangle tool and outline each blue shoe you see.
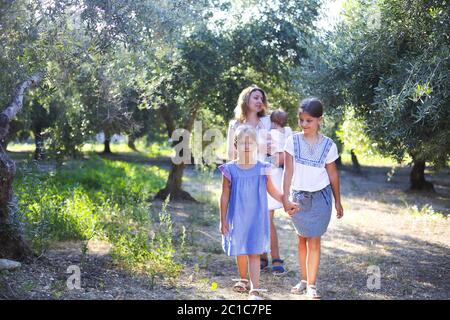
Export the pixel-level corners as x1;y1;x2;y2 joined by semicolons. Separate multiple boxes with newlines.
271;259;286;275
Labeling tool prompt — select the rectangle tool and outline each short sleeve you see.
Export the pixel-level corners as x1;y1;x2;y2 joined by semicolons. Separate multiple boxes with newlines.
325;142;339;164
284;135;294;155
218;163;232;183
260;161;272;180
284;126;293;138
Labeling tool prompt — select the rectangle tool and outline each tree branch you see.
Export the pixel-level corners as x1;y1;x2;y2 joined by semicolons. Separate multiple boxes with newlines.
0;74;42;140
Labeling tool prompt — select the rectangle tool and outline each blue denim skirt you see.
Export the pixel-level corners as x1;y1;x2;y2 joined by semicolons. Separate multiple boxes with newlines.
290;184;332;237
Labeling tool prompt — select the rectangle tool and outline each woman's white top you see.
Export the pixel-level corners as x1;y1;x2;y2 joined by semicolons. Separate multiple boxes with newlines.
284;132;339;192
226;116;271;161
270;126;293;154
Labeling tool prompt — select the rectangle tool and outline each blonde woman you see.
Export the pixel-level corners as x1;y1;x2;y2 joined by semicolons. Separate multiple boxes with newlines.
226;85;272;161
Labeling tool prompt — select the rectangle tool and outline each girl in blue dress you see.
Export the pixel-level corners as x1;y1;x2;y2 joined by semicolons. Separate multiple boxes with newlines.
219;124;298;300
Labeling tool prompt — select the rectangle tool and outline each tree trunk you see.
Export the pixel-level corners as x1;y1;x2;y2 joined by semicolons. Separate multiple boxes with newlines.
0;137;7;151
351;149;362;174
154;162;197;201
103;133;112;154
410;159;434;191
127;135;138;151
0;74;41;260
154;104;199;202
33;128;44;160
1;120;21;151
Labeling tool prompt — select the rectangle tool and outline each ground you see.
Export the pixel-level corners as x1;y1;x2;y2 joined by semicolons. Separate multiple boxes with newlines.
1;160;449;300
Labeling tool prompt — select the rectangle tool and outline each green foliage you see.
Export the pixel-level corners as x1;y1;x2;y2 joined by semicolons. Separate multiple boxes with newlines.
336;106;378;157
299;0;450;168
107;196;182;285
13;157;184;282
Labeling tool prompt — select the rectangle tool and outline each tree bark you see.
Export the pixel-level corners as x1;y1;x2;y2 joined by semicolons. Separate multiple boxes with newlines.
410;159;434;191
103;132;112;154
33;128;44;160
154;104;199;202
0;74;41;260
350;149;362;174
127;135;138;151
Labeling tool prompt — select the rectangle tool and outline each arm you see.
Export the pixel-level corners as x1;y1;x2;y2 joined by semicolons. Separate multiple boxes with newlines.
267;174;283;203
325;161;344;219
219;175;231;234
275;151;284;167
226;123;237;160
282;152;294;210
282;152;299;216
257;129;271;158
267;174;299;215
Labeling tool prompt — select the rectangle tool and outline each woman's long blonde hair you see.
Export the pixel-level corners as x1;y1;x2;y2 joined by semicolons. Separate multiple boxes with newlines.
234;85;270;122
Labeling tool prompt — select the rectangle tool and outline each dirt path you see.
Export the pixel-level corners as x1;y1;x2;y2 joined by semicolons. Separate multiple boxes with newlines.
1;165;449;300
171;166;450;300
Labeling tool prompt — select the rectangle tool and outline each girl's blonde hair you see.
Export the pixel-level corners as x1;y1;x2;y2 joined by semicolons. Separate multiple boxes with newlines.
234;85;270;122
234;124;258;146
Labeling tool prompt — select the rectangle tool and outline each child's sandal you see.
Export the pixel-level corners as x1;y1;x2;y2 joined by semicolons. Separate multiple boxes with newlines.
248;288;268;300
291;280;307;295
305;285;322;300
232;278;249;293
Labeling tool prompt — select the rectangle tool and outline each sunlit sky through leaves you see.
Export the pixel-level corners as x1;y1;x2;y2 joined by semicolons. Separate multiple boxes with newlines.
208;0;345;33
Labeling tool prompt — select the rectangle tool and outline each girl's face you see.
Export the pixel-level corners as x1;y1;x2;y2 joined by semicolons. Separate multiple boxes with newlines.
236;134;258;155
298;112;322;134
247;90;264;114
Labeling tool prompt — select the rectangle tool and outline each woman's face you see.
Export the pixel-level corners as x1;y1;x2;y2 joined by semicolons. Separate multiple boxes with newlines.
298;112;322;134
247;90;264;114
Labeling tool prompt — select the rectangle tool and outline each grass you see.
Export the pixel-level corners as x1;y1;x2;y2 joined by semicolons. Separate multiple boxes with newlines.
7;140;174;159
82;141;174;158
6;143;36;153
9;141;422;168
12;156;185;283
339;150;410;167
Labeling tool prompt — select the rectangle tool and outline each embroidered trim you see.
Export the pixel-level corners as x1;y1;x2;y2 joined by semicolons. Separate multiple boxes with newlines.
293;133;332;168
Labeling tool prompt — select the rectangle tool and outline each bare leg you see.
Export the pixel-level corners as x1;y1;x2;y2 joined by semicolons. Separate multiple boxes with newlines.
248;254;260;290
269;210;281;265
236;255;248;280
297;235;308;281
261;210;280;267
306;237;321;285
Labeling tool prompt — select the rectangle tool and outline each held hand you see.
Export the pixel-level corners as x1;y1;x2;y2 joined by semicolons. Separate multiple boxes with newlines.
287;201;300;217
220;221;229;235
335;202;344;219
274;153;282;167
283;200;300;217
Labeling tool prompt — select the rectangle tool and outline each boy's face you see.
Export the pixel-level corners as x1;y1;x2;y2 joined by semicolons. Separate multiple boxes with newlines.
298;112;322;133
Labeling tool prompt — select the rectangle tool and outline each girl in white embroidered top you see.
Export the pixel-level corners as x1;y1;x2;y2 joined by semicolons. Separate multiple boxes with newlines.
282;97;344;299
